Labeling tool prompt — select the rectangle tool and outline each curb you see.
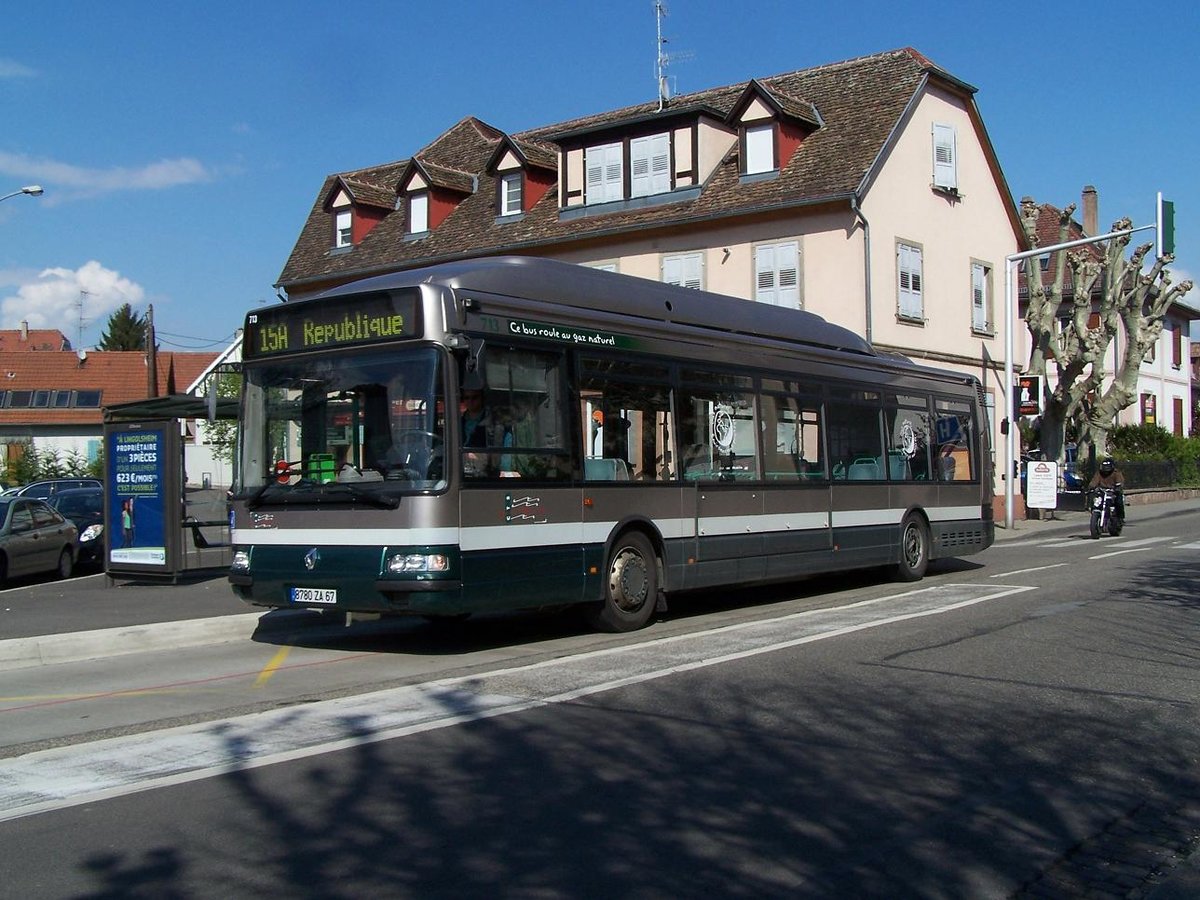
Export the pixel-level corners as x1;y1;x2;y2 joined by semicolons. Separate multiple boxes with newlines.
0;612;296;672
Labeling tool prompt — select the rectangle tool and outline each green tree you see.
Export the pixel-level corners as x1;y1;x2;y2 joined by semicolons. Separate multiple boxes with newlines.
97;303;147;351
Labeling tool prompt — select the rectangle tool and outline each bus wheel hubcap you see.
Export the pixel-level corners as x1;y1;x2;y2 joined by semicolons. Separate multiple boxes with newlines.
610;549;649;612
904;525;922;567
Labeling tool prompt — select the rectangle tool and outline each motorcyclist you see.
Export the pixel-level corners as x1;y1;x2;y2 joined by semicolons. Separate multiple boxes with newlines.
1088;456;1126;521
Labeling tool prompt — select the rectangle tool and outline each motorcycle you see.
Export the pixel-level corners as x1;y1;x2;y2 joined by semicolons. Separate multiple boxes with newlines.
1088;485;1124;538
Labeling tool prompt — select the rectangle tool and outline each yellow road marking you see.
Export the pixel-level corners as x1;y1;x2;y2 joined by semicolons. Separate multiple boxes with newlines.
255;646;292;686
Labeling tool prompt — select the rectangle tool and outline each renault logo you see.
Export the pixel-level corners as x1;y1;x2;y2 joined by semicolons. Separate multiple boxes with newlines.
304;548;320;571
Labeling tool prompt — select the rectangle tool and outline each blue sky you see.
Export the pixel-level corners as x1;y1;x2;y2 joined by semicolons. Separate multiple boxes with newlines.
2;0;1197;353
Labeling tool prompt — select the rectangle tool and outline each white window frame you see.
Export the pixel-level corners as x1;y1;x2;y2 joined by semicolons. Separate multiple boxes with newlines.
755;241;800;308
585;142;624;204
897;242;924;320
932;122;957;191
408;192;429;234
499;172;523;217
744;123;776;175
334;209;352;248
971;261;992;333
630;132;671;198
662;252;704;290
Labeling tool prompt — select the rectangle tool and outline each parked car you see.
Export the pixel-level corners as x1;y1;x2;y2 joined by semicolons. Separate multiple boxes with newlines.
0;497;77;583
48;486;104;567
2;478;102;500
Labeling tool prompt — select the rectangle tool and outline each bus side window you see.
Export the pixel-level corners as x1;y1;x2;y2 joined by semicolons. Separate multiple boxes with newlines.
579;356;673;482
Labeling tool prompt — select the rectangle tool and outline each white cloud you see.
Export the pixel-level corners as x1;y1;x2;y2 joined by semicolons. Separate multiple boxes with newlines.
0;151;213;201
0;261;146;343
0;59;36;79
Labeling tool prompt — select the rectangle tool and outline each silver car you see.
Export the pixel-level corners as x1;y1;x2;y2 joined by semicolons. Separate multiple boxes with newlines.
0;497;77;584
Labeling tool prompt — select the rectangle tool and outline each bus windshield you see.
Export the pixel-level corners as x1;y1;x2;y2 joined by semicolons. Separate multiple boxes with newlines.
238;346;447;500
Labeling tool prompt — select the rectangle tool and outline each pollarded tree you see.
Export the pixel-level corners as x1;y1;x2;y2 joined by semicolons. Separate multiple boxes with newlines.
97;303;147;351
1019;197;1193;472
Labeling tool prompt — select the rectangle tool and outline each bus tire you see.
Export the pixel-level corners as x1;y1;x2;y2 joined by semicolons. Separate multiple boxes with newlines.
892;513;929;582
585;531;659;633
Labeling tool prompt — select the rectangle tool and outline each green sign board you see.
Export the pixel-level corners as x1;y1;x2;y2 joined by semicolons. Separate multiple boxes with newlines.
507;318;642;350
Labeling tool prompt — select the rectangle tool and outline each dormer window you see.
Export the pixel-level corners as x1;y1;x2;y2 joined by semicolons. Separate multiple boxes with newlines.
408;192;429;235
499;172;523;217
334;209;352;248
743;123;776;175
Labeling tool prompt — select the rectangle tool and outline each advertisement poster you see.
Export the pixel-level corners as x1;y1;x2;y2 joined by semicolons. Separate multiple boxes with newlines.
108;428;168;567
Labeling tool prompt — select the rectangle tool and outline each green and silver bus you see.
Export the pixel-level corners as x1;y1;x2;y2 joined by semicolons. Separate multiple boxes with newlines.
229;257;993;631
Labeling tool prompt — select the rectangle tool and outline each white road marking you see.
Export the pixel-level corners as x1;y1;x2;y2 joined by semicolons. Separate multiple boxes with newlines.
990;563;1069;578
0;582;1034;822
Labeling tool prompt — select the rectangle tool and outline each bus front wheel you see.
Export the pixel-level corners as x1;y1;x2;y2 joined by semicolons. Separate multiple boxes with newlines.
892;514;929;582
586;531;659;633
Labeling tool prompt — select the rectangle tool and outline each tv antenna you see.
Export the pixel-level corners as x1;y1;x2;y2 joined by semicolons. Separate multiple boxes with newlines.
655;1;692;111
76;289;90;349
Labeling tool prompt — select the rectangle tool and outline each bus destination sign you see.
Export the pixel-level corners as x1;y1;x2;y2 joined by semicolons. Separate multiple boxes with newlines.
244;291;420;358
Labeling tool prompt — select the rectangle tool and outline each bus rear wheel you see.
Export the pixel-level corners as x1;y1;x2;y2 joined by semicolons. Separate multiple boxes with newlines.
585;531;659;633
892;514;929;582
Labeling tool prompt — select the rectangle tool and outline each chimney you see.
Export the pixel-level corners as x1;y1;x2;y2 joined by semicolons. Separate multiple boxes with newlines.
19;320;28;342
1082;185;1098;236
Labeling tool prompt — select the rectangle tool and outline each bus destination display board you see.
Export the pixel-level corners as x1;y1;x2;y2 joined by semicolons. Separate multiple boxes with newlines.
244;291;420;358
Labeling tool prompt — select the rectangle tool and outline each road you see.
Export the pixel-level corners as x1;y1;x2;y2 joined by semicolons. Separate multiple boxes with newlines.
1;502;1198;897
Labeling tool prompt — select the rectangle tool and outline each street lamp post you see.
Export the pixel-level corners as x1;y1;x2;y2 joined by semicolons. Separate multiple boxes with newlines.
0;185;44;203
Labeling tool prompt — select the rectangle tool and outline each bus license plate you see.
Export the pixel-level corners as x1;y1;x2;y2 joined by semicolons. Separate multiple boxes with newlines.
290;587;337;604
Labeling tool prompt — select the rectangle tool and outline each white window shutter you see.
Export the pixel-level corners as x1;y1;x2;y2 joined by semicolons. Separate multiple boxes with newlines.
756;244;776;301
664;253;703;289
755;241;800;307
971;263;987;330
649;133;670;194
932;123;957;190
630;136;651;197
631;133;670;197
745;124;775;175
335;210;352;247
409;193;429;234
898;243;923;318
586;142;624;203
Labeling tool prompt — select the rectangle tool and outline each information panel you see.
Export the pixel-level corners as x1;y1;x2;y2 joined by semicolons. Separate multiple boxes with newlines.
107;427;169;567
1025;460;1059;510
243;289;421;359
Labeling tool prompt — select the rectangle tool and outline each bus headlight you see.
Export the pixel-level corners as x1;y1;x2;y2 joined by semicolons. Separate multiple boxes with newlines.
386;553;450;574
230;550;252;573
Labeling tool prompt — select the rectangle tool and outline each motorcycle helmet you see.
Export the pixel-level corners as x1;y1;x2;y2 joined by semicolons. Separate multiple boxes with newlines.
1099;457;1115;476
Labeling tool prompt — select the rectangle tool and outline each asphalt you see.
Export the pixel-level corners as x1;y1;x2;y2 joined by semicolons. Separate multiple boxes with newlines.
0;494;1196;896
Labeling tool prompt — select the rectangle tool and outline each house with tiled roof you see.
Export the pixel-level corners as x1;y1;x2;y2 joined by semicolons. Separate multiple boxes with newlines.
278;47;1026;512
1019;188;1196;438
0;347;219;480
0;324;72;353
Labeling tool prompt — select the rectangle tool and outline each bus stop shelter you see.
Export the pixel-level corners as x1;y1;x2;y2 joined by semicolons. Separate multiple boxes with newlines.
103;394;239;581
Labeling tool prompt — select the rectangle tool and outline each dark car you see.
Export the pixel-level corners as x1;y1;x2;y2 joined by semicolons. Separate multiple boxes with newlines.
3;478;102;500
0;496;77;583
48;486;104;567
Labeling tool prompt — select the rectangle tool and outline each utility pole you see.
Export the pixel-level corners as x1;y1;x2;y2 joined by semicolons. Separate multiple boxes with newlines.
145;304;158;398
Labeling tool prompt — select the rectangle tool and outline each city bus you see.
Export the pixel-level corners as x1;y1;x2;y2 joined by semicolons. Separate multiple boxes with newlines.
229;256;994;632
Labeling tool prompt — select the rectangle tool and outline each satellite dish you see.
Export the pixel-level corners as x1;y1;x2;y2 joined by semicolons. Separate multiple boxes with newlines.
77;348;88;363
